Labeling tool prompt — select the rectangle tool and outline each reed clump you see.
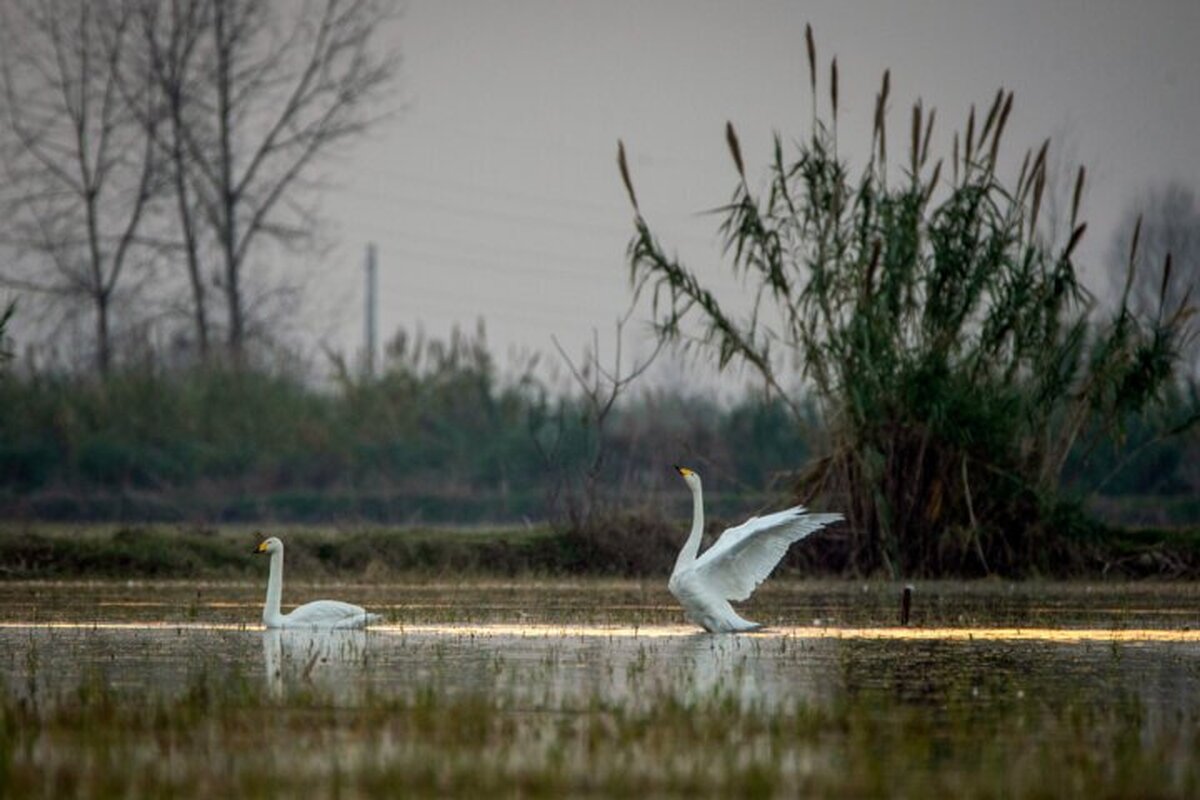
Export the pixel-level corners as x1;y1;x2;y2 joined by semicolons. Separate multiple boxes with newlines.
617;26;1195;577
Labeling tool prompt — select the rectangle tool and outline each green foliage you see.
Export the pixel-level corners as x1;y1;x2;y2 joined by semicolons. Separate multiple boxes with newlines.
0;325;809;525
0;334;546;520
618;35;1195;576
720;397;814;488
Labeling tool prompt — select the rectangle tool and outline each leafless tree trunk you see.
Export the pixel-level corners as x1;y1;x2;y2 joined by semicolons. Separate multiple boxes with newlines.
1;0;395;372
546;305;664;526
0;0;160;376
185;0;396;363
0;299;14;365
135;0;212;359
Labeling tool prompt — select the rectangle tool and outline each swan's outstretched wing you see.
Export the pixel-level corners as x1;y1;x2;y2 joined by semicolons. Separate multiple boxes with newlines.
693;506;842;601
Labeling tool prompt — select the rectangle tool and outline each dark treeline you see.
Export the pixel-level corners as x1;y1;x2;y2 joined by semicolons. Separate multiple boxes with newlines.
0;326;812;525
0;323;1196;530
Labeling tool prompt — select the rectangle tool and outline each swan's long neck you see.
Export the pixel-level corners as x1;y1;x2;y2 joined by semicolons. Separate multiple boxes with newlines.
672;482;705;576
264;549;284;624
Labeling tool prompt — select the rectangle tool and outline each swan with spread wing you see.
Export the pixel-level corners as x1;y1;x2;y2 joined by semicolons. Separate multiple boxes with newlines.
668;465;842;633
253;536;381;629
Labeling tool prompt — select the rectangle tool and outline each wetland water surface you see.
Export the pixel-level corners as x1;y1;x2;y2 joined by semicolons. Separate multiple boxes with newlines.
2;579;1199;797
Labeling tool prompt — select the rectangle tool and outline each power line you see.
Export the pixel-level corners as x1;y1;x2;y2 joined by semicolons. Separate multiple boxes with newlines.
353;117;717;169
343;222;626;275
337;160;708;222
341;184;640;238
372;276;627;330
381;246;618;283
332;177;723;249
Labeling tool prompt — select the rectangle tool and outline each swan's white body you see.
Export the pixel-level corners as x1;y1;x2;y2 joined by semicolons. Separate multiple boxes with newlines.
668;466;842;633
254;537;381;629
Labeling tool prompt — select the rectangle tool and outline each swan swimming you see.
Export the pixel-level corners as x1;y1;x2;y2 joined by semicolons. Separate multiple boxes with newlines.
668;465;842;633
253;536;381;629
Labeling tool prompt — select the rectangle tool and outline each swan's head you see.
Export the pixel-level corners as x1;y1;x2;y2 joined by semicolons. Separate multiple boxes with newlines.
674;464;702;491
253;536;283;555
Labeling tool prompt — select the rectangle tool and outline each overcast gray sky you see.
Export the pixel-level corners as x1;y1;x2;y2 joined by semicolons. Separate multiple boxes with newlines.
317;0;1200;388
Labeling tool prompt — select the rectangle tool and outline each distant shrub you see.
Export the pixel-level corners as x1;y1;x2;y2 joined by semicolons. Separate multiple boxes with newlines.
0;323;824;525
617;28;1195;576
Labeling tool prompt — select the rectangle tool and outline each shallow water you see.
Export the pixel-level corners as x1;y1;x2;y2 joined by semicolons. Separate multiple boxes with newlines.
1;579;1198;724
3;576;1199;627
3;579;1200;796
4;621;1200;717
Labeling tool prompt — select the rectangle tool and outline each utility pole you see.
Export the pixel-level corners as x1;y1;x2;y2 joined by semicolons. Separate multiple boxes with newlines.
364;242;378;377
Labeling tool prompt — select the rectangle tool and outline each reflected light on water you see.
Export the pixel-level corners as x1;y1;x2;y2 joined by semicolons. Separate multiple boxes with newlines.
1;620;1197;643
96;601;256;609
383;624;1200;643
0;621;251;631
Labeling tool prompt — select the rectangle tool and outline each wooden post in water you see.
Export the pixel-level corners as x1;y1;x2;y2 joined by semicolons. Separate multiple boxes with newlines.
900;583;914;626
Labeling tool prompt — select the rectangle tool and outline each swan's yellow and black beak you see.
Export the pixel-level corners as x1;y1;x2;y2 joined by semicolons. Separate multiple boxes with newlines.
674;465;694;477
253;540;269;555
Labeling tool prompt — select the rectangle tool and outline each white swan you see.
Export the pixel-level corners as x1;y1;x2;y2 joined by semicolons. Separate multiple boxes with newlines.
253;536;381;629
668;465;842;633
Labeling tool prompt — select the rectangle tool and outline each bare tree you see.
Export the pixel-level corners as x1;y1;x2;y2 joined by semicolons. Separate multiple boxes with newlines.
0;0;160;375
168;0;397;363
1109;183;1200;376
543;306;664;526
0;299;14;365
132;0;214;359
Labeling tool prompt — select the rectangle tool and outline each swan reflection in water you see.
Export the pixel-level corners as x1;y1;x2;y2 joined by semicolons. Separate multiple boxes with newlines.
262;627;371;699
659;632;827;710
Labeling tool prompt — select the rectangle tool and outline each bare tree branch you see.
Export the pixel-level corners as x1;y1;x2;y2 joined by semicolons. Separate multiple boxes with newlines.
0;0;161;374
